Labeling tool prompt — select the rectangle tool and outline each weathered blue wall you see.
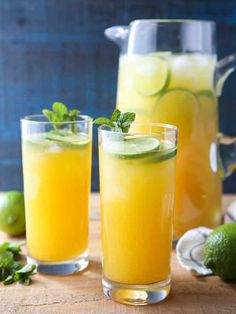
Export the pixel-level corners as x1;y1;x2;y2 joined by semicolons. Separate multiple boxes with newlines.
0;0;236;192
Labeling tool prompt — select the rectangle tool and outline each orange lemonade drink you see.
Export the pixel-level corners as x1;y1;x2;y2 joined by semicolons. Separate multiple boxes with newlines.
21;114;92;274
99;124;177;304
116;53;221;239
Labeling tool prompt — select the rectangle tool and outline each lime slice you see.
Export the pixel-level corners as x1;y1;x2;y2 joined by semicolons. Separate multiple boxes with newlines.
152;148;177;163
148;141;177;163
133;56;169;96
44;132;90;146
196;90;215;100
196;90;217;119
148;51;172;58
154;88;199;136
25;132;90;150
104;137;160;159
196;90;217;138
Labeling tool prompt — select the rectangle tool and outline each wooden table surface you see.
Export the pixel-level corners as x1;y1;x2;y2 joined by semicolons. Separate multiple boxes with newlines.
0;193;236;314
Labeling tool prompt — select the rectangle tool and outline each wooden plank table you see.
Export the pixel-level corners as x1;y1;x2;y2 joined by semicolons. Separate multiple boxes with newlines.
0;193;236;314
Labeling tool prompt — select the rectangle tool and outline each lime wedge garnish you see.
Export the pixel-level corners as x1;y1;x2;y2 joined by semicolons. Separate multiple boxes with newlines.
43;132;90;146
104;137;160;159
133;56;169;96
151;141;177;162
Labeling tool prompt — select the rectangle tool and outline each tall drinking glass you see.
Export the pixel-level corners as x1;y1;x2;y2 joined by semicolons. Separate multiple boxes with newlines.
21;115;92;275
98;123;177;305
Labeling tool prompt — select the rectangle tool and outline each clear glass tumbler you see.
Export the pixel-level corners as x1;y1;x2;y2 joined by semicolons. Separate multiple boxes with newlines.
98;123;177;305
21;114;92;275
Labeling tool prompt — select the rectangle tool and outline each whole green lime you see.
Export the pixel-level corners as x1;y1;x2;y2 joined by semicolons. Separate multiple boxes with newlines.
0;191;26;236
204;222;236;281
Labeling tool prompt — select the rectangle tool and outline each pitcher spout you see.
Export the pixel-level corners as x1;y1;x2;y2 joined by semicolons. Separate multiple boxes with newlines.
104;25;129;46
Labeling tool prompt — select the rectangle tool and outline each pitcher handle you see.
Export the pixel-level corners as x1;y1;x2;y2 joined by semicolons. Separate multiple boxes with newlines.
214;53;236;178
214;53;236;96
217;134;236;179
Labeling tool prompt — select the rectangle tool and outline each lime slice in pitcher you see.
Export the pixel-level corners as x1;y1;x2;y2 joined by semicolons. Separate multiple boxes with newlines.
105;137;160;159
154;88;199;133
196;90;217;135
148;51;172;58
133;56;169;96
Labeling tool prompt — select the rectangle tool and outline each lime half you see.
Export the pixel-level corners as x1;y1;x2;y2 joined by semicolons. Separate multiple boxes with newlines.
0;191;25;236
133;56;169;96
104;137;160;159
204;222;236;282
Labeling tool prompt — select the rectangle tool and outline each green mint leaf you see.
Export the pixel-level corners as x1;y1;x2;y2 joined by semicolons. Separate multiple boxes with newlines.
52;102;68;116
69;109;80;133
71;124;78;134
118;112;136;127
93;117;114;129
42;102;81;134
20;277;31;286
42;109;53;122
14;264;36;286
0;251;14;269
94;110;136;133
15;264;36;275
7;243;22;260
111;109;121;122
3;274;14;285
0;243;10;254
116;112;136;133
10;262;23;273
0;251;14;281
0;242;35;286
69;109;80;118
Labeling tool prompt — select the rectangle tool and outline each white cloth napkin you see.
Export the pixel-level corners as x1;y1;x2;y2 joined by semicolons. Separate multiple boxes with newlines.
176;200;236;276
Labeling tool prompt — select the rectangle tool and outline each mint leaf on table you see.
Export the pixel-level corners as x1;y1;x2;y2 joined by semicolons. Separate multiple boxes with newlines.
94;109;136;133
0;242;35;286
42;102;80;133
12;264;36;286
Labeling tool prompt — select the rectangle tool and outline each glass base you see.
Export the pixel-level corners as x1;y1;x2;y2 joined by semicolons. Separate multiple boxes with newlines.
102;276;171;305
27;250;89;275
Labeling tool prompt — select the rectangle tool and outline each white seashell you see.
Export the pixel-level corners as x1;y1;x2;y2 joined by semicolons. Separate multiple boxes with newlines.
176;227;213;276
225;200;236;223
176;200;236;276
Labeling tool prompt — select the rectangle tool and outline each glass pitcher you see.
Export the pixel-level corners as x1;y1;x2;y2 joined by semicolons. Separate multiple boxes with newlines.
105;19;236;240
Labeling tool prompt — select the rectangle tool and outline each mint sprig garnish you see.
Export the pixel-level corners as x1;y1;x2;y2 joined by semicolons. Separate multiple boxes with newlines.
0;242;36;286
42;102;80;133
94;109;136;133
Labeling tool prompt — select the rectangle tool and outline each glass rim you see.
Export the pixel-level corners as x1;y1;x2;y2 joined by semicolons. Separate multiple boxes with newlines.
131;19;215;26
21;114;93;125
98;122;178;136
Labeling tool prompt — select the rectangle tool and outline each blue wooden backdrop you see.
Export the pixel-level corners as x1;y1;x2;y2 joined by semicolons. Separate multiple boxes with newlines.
1;0;236;192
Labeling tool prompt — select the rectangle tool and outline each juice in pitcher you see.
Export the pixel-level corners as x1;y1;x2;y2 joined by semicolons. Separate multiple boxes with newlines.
116;53;222;239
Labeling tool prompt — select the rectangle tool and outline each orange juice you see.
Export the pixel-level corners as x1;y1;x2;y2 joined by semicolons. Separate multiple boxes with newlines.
22;134;91;261
99;134;176;284
117;53;221;239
